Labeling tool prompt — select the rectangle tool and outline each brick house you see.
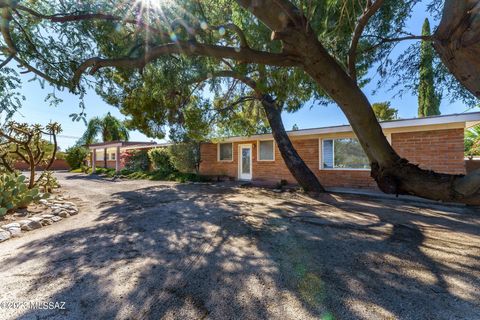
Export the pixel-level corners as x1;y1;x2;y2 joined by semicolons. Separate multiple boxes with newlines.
199;112;480;189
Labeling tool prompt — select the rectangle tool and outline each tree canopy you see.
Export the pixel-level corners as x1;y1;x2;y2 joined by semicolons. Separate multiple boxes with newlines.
372;102;398;121
0;0;479;204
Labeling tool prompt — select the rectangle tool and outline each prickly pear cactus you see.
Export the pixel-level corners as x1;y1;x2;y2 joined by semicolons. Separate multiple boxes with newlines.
0;173;44;216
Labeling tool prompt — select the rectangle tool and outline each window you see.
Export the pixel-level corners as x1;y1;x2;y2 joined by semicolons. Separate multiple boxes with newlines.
258;140;274;161
110;153;116;161
218;143;233;161
322;138;370;170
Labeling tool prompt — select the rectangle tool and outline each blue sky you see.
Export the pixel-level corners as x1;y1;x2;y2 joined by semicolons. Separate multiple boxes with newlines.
8;1;474;150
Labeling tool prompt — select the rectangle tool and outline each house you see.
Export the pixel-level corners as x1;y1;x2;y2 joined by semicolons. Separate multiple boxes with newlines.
199;112;480;189
87;141;169;171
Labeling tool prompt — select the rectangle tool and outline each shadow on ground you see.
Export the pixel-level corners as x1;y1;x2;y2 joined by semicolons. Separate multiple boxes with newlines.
1;181;479;319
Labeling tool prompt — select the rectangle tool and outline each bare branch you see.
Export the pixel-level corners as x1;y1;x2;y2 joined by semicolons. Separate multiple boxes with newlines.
361;34;433;53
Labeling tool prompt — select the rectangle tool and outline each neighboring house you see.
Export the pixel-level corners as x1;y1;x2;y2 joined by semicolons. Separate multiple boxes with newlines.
87;141;169;171
199;112;480;189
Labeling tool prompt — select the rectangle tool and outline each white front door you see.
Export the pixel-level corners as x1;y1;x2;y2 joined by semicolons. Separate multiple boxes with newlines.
238;144;252;180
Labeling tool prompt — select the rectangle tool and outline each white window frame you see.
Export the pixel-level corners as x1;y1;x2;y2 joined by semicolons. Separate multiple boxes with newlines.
319;138;370;171
110;152;116;161
217;142;234;162
257;139;275;162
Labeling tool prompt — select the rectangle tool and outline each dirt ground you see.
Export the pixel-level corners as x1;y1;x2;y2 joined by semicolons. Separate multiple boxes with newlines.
0;172;479;320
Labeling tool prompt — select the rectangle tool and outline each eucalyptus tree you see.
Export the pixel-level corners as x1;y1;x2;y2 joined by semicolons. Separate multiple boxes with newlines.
0;0;479;203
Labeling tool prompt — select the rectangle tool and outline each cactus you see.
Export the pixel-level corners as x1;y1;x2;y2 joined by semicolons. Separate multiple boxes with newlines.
0;172;45;216
37;171;60;193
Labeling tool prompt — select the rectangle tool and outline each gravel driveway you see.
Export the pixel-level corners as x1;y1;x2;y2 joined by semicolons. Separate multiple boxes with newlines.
0;172;479;320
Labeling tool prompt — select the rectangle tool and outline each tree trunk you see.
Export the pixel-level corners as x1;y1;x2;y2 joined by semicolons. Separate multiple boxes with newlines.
433;0;480;98
261;94;325;193
283;29;480;204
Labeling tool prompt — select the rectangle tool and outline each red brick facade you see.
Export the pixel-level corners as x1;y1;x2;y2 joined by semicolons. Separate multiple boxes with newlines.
199;128;466;189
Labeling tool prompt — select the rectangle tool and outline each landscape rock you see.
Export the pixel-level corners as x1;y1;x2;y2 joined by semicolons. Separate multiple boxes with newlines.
30;216;43;223
41;214;55;219
0;230;11;242
2;222;21;229
41;218;53;226
8;227;22;237
20;220;42;231
51;216;62;222
58;211;70;218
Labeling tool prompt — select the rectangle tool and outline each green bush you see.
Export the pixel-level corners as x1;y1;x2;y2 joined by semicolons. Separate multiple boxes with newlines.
168;142;201;173
124;149;150;172
66;145;89;169
0;173;44;216
148;148;174;173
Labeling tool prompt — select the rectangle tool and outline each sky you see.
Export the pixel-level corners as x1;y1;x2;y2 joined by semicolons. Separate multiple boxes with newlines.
7;1;475;150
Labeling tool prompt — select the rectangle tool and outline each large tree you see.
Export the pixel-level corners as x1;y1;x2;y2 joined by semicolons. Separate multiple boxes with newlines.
418;18;440;117
372;102;398;121
0;0;479;204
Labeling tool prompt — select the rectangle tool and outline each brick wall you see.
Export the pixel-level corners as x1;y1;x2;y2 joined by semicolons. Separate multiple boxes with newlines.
199;128;465;189
14;159;70;171
391;128;465;175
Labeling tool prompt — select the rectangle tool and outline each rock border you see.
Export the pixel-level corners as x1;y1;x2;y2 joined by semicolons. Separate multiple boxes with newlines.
0;196;79;243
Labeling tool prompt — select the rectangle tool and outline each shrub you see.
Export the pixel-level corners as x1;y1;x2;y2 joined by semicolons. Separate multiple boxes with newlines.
66;145;89;169
0;173;44;216
168;142;201;173
124;149;150;172
148;148;174;173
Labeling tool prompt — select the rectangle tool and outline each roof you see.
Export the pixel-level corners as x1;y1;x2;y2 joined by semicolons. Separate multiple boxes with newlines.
218;111;480;142
88;141;171;150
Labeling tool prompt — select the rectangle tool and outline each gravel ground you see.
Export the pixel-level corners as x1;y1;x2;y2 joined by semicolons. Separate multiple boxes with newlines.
0;172;479;320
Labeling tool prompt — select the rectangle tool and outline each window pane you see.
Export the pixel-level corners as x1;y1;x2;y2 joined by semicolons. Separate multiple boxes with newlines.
333;138;370;169
259;140;274;160
322;140;334;168
242;148;251;174
219;143;232;160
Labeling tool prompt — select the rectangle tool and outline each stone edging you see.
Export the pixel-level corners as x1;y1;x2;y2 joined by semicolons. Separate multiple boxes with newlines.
0;196;79;243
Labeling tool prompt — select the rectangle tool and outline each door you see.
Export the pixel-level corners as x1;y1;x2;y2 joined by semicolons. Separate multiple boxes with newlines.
238;144;252;180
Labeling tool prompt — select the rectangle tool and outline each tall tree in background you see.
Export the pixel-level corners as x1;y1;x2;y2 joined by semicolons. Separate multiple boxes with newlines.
372;102;398;121
81;113;129;167
418;18;441;117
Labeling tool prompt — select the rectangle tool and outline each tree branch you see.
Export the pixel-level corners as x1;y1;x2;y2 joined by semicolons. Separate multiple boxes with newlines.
348;0;385;82
73;42;301;85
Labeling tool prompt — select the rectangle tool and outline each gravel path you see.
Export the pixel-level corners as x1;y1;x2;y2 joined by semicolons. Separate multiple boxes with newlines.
0;172;479;319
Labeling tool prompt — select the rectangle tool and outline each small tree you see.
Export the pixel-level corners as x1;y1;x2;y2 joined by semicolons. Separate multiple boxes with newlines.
372;102;398;121
0;122;62;188
66;145;89;169
168;142;201;174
